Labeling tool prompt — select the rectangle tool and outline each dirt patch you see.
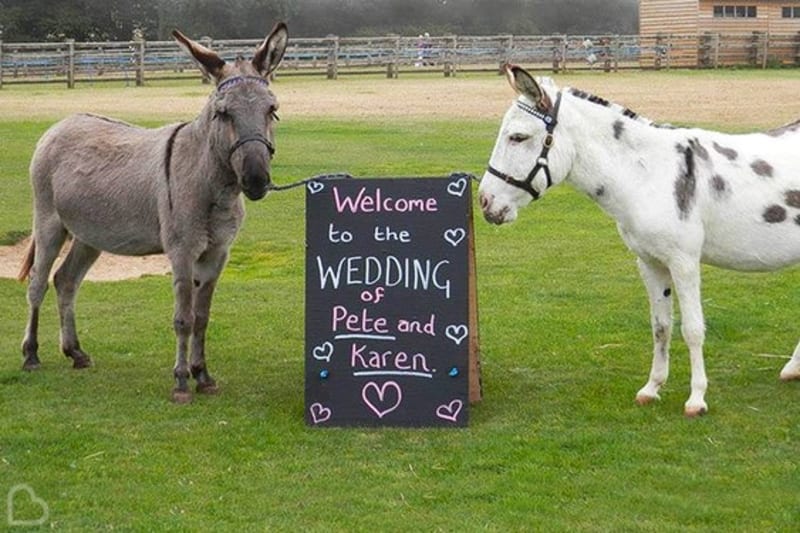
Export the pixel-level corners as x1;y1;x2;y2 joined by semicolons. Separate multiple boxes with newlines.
3;72;799;126
0;238;171;282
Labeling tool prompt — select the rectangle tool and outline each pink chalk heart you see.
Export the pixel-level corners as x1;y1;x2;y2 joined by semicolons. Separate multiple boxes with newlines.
309;402;332;424
361;381;403;419
436;399;463;422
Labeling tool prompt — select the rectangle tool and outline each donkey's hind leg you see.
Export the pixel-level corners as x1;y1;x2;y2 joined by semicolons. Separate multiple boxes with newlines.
22;221;67;370
779;340;800;381
635;258;674;405
53;239;101;368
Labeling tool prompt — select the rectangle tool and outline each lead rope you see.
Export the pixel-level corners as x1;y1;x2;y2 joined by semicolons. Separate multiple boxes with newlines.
266;172;355;191
266;171;479;192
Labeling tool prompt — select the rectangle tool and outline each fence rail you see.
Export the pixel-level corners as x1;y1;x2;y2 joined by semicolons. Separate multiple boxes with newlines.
1;31;799;88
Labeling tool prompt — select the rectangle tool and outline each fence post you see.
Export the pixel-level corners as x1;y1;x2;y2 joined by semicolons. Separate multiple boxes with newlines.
713;32;720;68
443;35;457;77
66;39;75;88
326;35;338;79
0;40;4;89
795;31;800;66
387;35;399;79
134;31;145;86
762;31;769;69
611;35;620;72
502;34;513;71
453;35;459;76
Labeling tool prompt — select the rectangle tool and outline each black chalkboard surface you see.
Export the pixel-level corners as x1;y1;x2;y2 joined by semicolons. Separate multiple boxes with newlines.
305;175;476;427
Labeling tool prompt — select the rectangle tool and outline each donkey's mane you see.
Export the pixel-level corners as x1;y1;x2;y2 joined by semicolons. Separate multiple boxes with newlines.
565;87;673;130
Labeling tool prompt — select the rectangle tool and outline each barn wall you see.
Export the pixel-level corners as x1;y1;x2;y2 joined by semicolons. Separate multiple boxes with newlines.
640;0;800;67
639;0;700;66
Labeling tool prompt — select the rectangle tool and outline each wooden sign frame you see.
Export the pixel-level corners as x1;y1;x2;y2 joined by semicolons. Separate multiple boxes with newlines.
304;175;481;427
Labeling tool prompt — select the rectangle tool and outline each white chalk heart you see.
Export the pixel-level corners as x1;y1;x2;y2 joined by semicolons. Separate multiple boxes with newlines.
443;228;466;247
312;341;334;363
7;484;50;527
309;402;332;424
436;399;463;423
447;177;468;197
361;381;403;419
445;324;468;345
307;181;325;194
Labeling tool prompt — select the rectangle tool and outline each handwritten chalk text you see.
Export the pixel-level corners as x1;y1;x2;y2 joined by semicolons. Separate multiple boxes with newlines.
350;343;435;376
316;255;452;298
333;186;439;214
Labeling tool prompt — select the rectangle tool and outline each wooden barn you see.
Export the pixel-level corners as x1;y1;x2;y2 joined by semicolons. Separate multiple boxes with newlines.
639;0;800;67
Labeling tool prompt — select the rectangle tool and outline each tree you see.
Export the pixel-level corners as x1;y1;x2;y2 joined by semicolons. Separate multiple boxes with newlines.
0;0;640;42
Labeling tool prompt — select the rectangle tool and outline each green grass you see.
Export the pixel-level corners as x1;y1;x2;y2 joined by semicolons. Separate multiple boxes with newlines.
1;77;799;531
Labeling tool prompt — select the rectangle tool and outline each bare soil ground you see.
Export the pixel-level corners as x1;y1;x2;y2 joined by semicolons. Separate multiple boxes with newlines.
2;71;799;281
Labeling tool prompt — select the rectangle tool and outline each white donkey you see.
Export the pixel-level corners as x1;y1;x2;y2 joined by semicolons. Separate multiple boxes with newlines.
479;64;800;416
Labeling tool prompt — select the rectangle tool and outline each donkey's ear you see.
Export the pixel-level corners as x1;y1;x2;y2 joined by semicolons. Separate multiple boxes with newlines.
253;22;288;77
504;64;549;109
173;29;226;81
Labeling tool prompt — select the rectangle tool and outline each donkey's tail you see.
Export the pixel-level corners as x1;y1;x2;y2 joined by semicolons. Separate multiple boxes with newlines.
17;239;34;282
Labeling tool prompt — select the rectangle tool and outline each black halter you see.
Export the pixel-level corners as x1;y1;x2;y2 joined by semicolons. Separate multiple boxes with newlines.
486;92;562;200
228;134;275;161
217;76;277;162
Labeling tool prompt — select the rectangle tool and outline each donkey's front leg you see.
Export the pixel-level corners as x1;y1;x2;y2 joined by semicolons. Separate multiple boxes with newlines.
190;249;228;394
170;256;195;403
635;258;674;406
669;258;708;417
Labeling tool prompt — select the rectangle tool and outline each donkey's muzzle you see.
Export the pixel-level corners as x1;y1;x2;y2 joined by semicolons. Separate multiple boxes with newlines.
240;150;271;201
242;172;270;200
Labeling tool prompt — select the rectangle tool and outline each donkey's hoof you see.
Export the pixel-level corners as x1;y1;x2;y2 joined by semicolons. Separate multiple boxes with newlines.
635;393;659;406
779;362;800;381
71;355;92;369
22;356;41;372
171;388;193;404
22;353;42;372
196;381;219;395
684;404;708;418
65;348;92;369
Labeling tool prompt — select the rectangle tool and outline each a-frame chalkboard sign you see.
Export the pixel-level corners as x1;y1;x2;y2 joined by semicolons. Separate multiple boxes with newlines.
305;174;481;427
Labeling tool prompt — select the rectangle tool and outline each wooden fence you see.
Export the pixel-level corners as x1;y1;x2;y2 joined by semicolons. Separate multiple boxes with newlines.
1;32;799;88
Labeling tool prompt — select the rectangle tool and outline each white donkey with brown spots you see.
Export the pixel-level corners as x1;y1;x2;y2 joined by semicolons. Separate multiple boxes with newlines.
479;64;800;416
18;23;288;403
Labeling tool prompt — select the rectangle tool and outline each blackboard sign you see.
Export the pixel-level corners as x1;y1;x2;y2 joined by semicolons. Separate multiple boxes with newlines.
305;175;478;427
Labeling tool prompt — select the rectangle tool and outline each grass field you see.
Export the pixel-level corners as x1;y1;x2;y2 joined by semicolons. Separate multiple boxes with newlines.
1;71;799;531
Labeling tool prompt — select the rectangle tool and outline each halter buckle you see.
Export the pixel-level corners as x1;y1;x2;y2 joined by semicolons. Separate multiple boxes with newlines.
543;134;554;148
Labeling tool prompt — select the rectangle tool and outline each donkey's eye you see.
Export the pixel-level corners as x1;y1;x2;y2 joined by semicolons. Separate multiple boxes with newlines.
214;109;231;121
509;133;530;143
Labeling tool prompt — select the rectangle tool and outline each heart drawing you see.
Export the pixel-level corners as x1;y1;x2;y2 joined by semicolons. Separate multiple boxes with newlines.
309;402;332;424
445;324;468;345
361;381;403;419
443;227;466;247
7;484;50;527
312;341;334;362
447;177;468;197
307;181;325;194
436;399;463;423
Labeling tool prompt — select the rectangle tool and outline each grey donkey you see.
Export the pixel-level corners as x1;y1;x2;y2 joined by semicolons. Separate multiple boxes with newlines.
18;22;289;403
